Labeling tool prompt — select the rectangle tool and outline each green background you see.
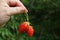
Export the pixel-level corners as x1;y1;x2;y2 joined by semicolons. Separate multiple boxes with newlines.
0;0;60;40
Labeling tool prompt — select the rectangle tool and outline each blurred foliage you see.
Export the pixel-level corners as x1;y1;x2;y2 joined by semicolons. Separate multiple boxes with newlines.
0;0;60;40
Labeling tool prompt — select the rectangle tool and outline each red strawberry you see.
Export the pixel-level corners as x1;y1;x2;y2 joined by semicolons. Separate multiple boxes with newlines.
18;22;29;33
27;26;34;37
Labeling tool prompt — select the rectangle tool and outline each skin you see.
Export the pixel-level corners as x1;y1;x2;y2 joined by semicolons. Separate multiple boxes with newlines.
0;0;28;27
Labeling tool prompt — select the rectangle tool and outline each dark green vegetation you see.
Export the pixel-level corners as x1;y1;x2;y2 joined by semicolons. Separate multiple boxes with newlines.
0;0;60;40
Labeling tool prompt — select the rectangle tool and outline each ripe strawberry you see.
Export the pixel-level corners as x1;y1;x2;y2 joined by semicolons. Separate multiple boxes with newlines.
18;22;29;33
27;26;34;37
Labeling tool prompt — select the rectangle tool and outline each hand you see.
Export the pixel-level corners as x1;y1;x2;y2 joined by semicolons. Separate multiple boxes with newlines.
0;0;28;27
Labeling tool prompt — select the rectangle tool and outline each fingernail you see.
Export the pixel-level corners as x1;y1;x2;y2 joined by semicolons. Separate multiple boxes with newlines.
25;8;28;13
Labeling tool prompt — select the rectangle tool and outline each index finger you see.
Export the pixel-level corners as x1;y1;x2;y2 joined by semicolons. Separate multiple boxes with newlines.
17;1;28;13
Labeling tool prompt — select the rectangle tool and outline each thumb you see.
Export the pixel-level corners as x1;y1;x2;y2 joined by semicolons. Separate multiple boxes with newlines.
7;7;27;16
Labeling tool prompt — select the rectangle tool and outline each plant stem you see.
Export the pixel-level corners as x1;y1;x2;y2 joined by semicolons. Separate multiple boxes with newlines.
24;13;29;22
